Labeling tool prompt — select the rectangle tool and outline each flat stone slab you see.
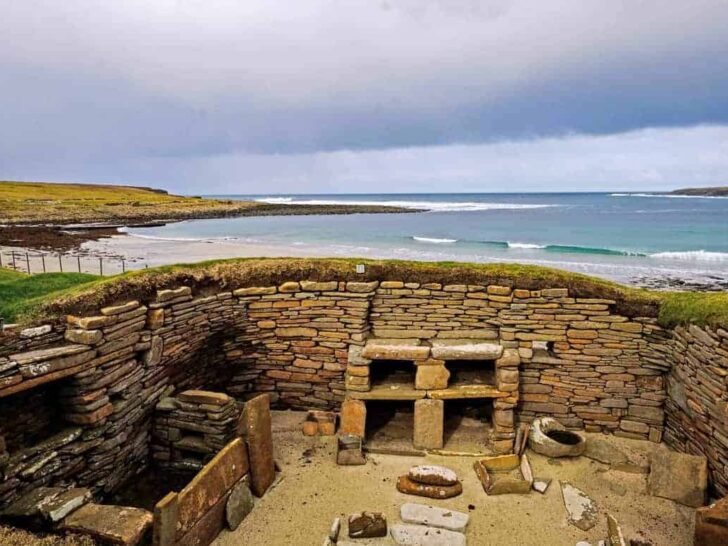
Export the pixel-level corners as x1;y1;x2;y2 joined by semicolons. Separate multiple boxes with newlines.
427;385;507;399
349;384;426;400
39;488;92;522
561;482;597;531
59;503;153;546
430;340;503;360
1;487;64;518
390;523;466;546
397;476;463;499
408;465;458;486
178;389;231;406
583;437;629;467
648;449;708;507
362;342;430;361
400;503;469;532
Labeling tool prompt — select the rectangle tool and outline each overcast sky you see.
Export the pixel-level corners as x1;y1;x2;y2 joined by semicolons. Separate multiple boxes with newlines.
2;0;728;194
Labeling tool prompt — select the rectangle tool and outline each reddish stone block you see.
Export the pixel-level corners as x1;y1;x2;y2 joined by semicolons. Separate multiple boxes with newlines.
242;394;275;497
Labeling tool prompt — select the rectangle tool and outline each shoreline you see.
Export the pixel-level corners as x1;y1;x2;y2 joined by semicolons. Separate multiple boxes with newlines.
0;203;422;251
3;233;726;291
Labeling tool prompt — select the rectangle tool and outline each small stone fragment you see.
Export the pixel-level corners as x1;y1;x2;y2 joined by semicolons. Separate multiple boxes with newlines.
397;475;463;499
533;479;551;494
390;523;466;546
348;511;387;538
302;420;318;436
329;517;341;541
607;514;627;546
561;481;598;531
400;503;469;532
408;465;458;486
226;481;254;531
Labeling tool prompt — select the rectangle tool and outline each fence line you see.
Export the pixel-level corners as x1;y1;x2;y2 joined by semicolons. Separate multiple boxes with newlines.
0;249;147;276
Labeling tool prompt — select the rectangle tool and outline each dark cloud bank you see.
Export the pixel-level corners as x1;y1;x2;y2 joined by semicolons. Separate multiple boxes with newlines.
2;1;728;193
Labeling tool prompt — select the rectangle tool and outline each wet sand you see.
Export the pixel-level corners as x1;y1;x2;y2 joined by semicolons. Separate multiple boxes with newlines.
213;411;694;546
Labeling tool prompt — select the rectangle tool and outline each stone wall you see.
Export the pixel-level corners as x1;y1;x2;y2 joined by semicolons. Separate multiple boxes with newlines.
369;283;667;440
0;266;727;503
664;325;728;496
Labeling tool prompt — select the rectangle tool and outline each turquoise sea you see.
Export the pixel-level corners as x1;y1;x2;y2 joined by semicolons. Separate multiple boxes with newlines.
123;193;728;288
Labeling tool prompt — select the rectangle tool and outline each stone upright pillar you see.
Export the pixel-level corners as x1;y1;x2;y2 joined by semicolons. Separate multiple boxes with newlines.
340;399;367;438
414;399;444;450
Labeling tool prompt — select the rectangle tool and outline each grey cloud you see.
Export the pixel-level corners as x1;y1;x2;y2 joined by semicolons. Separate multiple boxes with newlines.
1;1;728;191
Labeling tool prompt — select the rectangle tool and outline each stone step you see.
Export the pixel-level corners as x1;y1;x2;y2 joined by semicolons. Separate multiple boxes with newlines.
59;502;153;546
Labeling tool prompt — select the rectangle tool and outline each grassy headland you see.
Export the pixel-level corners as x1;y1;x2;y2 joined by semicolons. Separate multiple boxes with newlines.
1;258;725;329
0;180;418;251
669;186;728;196
0;180;415;226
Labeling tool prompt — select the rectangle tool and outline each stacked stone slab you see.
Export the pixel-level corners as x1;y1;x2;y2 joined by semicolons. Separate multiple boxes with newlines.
152;390;240;472
344;336;520;452
227;281;376;410
0;268;726;508
665;325;728;496
370;283;666;441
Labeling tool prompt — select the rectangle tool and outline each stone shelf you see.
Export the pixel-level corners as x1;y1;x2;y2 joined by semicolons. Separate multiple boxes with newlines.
347;379;426;401
427;384;508;400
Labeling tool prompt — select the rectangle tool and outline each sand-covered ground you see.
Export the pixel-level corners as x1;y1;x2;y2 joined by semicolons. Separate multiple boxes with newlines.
214;411;695;546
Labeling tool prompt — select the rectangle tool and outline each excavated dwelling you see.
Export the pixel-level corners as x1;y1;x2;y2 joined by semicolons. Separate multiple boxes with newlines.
0;258;726;545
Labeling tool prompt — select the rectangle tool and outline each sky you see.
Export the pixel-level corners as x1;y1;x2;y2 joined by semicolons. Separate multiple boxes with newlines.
1;0;728;194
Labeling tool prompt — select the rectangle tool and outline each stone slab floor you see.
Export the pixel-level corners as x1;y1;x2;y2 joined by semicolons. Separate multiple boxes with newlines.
213;411;694;546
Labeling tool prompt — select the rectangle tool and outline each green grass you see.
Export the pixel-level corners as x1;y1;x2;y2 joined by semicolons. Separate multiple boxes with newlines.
659;291;728;329
1;258;725;329
0;180;258;224
0;268;99;322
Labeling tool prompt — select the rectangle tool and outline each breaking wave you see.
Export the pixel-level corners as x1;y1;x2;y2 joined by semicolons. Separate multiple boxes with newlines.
611;193;728;200
412;236;458;244
254;197;557;212
649;250;728;262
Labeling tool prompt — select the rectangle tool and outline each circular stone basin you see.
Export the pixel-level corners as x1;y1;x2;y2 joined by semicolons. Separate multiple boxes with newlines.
529;417;586;458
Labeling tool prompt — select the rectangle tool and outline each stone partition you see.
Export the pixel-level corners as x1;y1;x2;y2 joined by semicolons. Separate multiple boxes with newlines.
153;438;250;546
0;261;727;506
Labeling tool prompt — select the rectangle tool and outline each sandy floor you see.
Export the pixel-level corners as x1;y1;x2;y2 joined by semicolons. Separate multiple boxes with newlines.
213;411;694;546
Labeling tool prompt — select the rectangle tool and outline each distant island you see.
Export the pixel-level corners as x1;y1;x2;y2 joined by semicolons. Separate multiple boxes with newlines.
669;186;728;196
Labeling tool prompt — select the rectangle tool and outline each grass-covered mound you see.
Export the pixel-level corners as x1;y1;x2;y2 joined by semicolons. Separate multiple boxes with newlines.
0;269;99;322
1;258;724;329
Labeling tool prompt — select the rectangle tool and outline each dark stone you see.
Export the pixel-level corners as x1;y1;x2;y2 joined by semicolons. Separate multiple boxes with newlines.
348;511;387;538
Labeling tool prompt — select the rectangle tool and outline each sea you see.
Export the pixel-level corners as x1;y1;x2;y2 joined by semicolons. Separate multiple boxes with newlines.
121;193;728;289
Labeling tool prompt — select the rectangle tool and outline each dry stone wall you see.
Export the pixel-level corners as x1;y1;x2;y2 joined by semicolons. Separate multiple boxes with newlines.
369;283;667;441
664;325;728;496
0;266;727;502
